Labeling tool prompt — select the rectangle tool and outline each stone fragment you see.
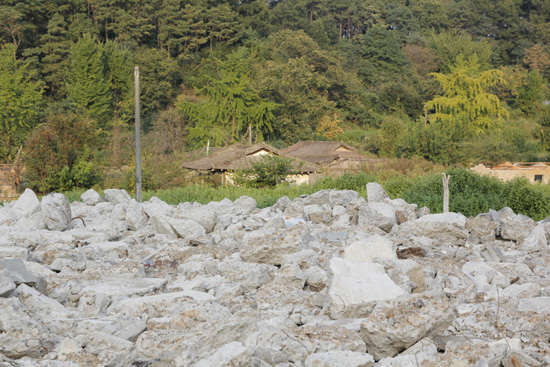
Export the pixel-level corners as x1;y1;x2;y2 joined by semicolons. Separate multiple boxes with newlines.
103;189;132;204
125;199;149;231
304;266;328;291
522;225;548;252
344;235;397;263
194;342;252;367
81;189;105;206
366;182;389;203
142;196;173;218
284;199;305;219
168;218;207;239
0;247;28;260
501;351;543;367
13;188;41;220
466;216;497;243
304;204;332;224
500;214;536;243
329;189;359;207
0;297;57;359
517;297;550;313
329;258;405;319
241;225;311;265
398;213;468;245
174;204;217;233
149;215;177;237
0;271;16;297
305;351;374;367
233;195;257;215
358;202;397;232
41;193;72;230
359;292;454;360
0;259;38;284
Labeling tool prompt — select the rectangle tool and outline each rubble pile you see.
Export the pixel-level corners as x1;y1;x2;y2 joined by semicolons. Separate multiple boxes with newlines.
0;184;549;367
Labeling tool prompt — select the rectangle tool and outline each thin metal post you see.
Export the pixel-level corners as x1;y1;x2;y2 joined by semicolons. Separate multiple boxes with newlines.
134;66;142;202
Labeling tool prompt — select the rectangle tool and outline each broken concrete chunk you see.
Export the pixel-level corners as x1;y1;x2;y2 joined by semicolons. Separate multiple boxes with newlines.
125;199;149;231
358;202;397;232
366;182;389;203
103;189;132;204
329;258;405;319
168;218;207;239
517;297;550;313
305;351;374;367
41;193;72;231
0;259;38;284
233;195;257;215
81;189;105;206
359;292;454;360
13;188;41;220
194;342;252;367
241;225;311;265
174;204;217;233
344;235;397;263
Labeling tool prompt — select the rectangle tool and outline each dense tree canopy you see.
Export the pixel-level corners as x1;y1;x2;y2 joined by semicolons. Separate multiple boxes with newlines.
0;0;550;190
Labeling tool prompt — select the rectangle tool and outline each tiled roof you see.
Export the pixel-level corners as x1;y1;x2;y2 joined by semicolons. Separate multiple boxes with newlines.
182;143;317;172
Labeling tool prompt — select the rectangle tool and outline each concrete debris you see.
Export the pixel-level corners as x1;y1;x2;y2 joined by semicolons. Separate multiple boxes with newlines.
0;187;548;366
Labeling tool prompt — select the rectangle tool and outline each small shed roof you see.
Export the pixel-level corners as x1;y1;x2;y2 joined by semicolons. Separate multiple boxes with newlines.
182;142;317;172
280;141;368;164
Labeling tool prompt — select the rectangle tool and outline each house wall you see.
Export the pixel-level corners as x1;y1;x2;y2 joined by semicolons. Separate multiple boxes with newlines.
224;171;311;185
471;163;550;184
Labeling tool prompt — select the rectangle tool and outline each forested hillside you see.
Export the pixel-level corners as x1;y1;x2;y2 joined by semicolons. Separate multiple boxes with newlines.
1;0;550;191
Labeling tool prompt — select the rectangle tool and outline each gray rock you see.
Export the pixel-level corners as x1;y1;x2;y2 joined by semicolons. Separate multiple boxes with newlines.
103;189;131;204
241;225;312;265
501;214;536;243
517;297;550;313
0;259;38;284
125;199;149;231
168;218;207;239
81;189;105;206
234;196;258;215
194;342;252;367
358;202;397;232
13;188;41;220
41;193;72;230
174;203;217;233
359;292;454;360
305;351;374;367
304;204;332;224
366;182;389;203
398;213;468;245
329;258;404;319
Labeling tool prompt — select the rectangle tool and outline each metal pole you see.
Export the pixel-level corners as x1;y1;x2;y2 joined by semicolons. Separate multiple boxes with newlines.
134;66;142;202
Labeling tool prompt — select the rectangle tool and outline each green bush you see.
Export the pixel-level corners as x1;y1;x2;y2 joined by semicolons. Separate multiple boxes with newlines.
233;155;301;188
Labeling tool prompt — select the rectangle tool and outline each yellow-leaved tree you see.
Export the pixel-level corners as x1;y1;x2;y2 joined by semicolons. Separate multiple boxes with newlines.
424;55;509;132
316;112;343;140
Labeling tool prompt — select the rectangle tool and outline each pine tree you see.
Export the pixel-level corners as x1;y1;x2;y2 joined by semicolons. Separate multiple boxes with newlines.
66;34;112;124
0;44;44;162
38;13;72;99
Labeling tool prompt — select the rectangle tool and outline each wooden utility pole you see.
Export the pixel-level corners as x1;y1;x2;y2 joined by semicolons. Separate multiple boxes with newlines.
442;173;450;213
134;66;142;202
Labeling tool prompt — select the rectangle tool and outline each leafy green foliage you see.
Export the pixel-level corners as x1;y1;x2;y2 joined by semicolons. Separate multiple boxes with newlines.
24;112;100;193
424;55;509;132
0;43;44;162
65;34;112;124
179;49;278;147
233;155;299;188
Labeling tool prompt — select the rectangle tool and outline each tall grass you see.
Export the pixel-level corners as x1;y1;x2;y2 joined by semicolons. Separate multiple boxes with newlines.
61;168;550;220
